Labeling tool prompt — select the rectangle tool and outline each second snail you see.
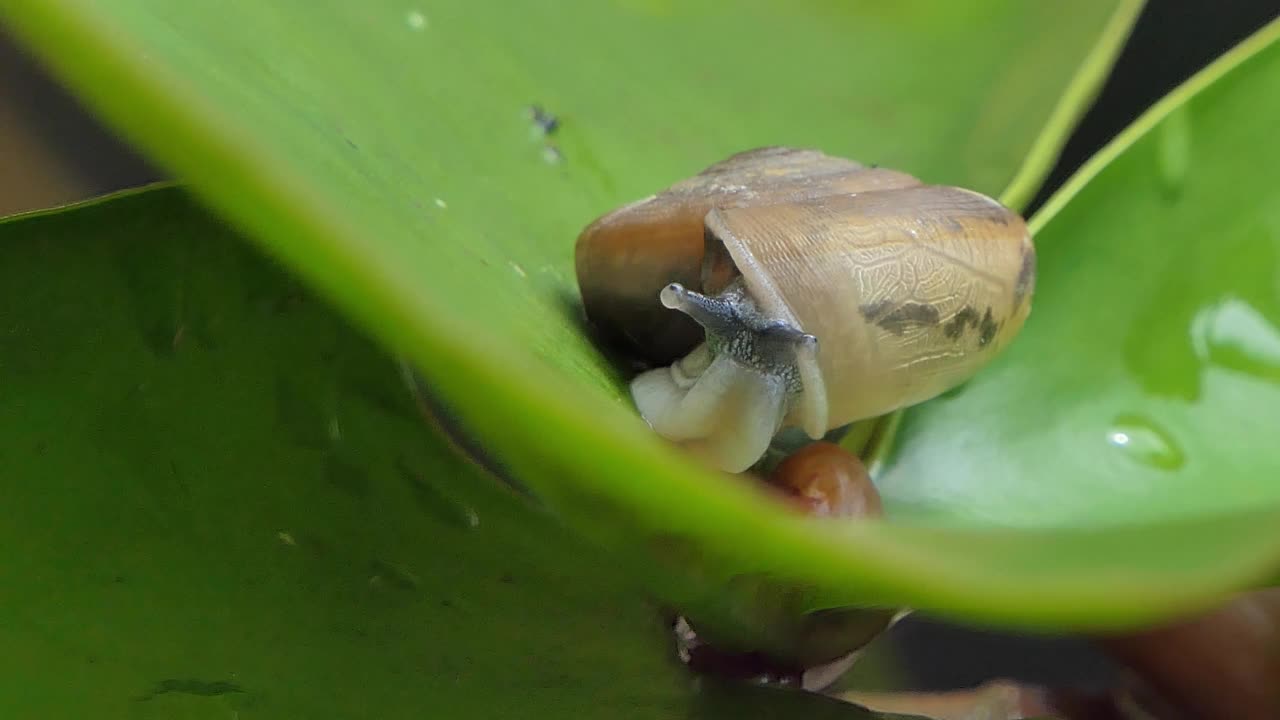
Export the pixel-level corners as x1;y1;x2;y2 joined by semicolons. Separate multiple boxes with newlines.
576;146;1036;473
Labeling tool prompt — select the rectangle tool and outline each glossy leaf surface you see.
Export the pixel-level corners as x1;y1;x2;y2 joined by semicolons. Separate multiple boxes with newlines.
880;21;1280;530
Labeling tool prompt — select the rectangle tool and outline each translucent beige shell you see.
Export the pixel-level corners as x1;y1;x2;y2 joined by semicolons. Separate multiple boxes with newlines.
575;147;919;364
704;185;1035;431
574;147;1036;472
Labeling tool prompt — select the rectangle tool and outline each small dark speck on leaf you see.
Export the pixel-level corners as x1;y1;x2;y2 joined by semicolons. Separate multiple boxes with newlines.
526;104;559;136
526;104;565;163
135;679;245;702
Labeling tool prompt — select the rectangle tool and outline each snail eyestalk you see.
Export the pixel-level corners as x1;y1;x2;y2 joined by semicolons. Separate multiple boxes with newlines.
631;279;823;473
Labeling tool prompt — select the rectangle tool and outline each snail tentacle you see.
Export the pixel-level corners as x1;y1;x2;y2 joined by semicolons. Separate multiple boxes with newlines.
630;279;815;472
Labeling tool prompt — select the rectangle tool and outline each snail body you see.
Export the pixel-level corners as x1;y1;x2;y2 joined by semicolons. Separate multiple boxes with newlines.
576;147;1035;472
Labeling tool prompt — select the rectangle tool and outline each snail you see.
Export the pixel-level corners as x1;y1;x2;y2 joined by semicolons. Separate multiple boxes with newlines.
576;147;1035;472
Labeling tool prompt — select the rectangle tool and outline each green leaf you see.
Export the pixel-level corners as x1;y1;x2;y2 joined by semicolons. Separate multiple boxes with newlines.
0;188;915;719
5;0;1212;652
880;19;1280;529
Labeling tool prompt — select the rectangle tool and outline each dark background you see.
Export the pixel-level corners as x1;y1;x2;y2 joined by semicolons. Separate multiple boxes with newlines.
2;0;1277;692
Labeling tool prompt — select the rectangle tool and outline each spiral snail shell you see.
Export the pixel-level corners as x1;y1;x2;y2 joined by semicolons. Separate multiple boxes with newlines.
576;147;1035;472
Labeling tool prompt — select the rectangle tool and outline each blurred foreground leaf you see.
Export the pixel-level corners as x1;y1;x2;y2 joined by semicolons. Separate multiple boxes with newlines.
0;190;918;718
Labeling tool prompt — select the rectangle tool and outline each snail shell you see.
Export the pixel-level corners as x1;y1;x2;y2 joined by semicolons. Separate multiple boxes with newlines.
766;441;882;519
576;147;1035;472
576;147;921;364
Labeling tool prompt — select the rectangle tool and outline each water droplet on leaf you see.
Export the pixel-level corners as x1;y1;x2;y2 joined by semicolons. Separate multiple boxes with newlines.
1108;414;1185;470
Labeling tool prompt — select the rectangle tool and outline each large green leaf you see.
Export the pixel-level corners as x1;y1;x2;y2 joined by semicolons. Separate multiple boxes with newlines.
0;0;1164;638
14;0;1279;647
0;189;920;719
42;0;1280;666
0;0;1137;398
879;19;1280;529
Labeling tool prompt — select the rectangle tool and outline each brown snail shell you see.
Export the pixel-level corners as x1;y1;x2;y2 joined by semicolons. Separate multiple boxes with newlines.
576;147;1035;472
766;441;882;519
575;147;920;363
